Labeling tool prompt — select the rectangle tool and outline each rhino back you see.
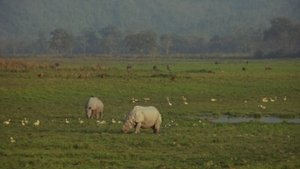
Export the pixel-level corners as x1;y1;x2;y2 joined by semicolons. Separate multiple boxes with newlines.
87;97;103;109
133;106;160;127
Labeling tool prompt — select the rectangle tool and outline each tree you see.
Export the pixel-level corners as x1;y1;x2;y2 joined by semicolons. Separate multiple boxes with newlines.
73;35;88;55
185;36;206;54
160;34;173;55
263;17;300;54
82;29;101;54
264;17;294;41
124;31;157;55
34;32;48;54
233;27;264;53
158;34;187;54
99;25;122;55
207;35;243;53
49;28;74;54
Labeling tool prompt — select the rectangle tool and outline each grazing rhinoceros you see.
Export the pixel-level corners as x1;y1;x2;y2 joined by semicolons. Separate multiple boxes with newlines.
122;106;162;134
85;97;104;120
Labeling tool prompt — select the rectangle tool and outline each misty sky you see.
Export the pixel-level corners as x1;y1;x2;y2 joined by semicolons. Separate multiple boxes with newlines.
0;0;299;39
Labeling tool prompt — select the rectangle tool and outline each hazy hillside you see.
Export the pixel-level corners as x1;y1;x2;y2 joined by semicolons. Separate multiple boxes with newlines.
0;0;299;39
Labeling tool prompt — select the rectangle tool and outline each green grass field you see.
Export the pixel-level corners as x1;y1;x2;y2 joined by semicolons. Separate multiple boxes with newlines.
0;57;299;168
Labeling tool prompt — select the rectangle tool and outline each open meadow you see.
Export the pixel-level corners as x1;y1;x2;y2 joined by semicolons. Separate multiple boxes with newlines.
0;57;299;168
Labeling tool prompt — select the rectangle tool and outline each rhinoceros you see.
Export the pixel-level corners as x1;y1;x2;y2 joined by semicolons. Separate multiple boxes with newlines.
122;106;162;134
85;97;104;120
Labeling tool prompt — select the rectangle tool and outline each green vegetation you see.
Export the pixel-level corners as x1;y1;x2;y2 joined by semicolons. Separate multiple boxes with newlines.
0;58;299;168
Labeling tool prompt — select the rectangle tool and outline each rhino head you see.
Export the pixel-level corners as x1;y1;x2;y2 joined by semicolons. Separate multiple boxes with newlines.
122;120;134;133
86;106;93;119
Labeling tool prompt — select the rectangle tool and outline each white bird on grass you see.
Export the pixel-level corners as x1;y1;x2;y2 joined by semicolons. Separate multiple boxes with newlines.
21;120;26;126
78;118;84;124
24;118;29;124
262;97;268;103
283;96;287;101
258;104;267;110
33;120;40;126
210;98;217;102
65;118;70;124
3;119;11;125
111;119;116;124
131;98;139;103
96;120;106;125
182;96;188;105
21;117;29;126
10;137;16;143
143;98;151;103
270;98;275;102
166;97;172;106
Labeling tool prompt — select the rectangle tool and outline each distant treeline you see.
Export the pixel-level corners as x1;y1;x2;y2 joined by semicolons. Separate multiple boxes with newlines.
0;17;299;58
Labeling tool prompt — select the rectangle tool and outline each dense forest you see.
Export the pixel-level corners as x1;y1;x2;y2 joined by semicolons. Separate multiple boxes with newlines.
0;0;299;58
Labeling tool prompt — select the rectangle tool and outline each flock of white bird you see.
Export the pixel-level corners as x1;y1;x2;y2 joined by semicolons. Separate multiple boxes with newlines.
163;95;287;110
3;95;288;143
3;118;121;127
257;96;287;110
166;96;189;106
131;96;188;105
3;117;122;143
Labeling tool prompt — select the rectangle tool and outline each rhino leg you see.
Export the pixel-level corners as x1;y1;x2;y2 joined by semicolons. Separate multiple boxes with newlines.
95;111;100;119
152;126;157;133
153;126;160;134
99;111;103;120
153;121;161;134
90;110;95;119
95;107;103;120
135;122;142;134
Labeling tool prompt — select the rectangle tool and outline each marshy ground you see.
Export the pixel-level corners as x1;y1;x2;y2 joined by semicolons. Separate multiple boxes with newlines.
0;57;299;168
